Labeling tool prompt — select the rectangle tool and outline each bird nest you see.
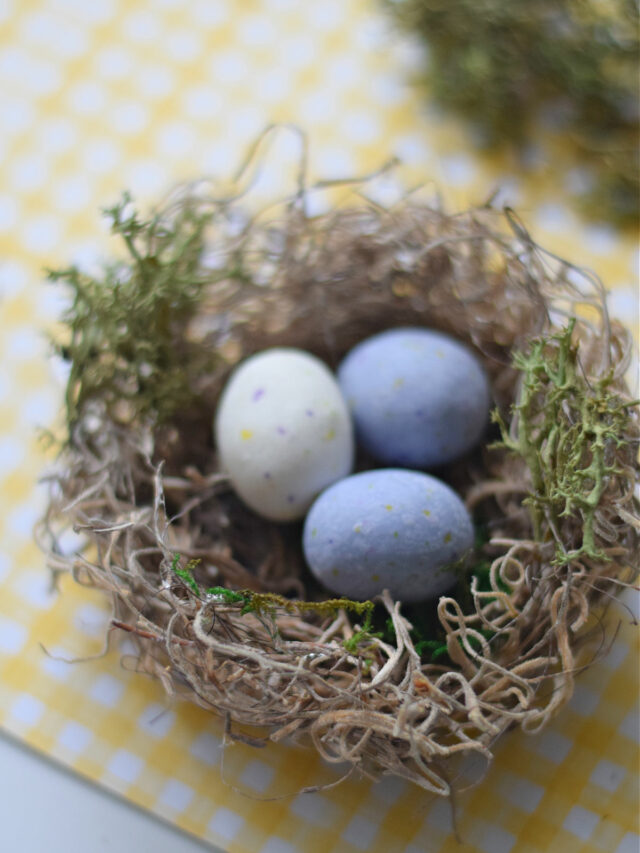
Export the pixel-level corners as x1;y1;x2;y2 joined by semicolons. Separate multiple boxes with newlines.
40;140;639;796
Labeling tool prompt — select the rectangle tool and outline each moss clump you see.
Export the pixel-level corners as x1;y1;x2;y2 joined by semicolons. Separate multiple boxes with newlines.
385;0;639;226
49;193;220;437
171;554;375;623
494;319;638;566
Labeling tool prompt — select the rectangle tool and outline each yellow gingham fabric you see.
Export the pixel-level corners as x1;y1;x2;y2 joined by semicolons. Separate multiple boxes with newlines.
0;1;638;851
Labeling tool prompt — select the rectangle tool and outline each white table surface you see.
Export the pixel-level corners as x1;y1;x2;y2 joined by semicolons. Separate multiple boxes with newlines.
0;731;222;853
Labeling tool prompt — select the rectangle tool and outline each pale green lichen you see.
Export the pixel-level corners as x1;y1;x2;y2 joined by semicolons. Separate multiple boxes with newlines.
493;319;637;566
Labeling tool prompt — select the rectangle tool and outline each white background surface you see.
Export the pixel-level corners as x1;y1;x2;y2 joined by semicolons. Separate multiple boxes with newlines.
0;731;221;853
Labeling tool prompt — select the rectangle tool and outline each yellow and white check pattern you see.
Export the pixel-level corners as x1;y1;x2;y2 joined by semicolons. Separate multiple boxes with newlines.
0;1;638;851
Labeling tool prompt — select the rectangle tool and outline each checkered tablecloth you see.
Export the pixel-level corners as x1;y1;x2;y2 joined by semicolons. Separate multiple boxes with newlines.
0;2;638;851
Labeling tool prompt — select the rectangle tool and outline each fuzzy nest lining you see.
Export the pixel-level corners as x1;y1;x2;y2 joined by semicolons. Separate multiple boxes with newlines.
40;157;639;795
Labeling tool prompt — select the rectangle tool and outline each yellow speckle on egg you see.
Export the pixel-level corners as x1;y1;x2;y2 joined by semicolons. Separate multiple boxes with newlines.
384;504;393;511
353;523;362;533
324;428;336;441
443;532;452;543
436;349;445;359
311;528;317;537
402;340;421;351
331;568;340;577
423;509;431;517
371;574;380;582
240;429;253;440
393;377;404;388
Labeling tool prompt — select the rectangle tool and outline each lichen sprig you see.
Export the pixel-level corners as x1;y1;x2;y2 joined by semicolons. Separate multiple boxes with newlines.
494;319;638;565
48;193;220;438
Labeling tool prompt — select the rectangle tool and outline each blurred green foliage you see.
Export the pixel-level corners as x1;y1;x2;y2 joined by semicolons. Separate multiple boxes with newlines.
386;0;639;226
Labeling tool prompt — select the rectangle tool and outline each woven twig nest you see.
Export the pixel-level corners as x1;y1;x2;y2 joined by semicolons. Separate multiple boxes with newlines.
41;144;639;796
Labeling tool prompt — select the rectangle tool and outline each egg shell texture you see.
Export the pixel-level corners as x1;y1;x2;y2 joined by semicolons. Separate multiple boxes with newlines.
303;468;474;602
215;348;354;521
338;327;491;468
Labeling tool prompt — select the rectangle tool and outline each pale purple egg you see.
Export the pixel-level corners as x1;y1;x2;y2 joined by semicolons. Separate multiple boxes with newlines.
338;327;490;468
303;468;474;602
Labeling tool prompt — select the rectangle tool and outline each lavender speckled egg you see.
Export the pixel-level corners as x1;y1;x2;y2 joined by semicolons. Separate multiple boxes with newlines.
215;348;354;522
338;327;491;468
303;469;474;602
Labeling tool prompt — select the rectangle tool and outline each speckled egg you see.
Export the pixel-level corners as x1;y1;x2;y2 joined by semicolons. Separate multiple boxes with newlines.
303;469;474;602
338;327;491;468
215;348;354;521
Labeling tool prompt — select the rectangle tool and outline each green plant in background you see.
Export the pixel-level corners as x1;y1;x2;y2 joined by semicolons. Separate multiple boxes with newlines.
385;0;639;227
48;193;220;437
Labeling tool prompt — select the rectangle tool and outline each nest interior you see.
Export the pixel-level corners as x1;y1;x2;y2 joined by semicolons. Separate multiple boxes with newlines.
41;159;640;796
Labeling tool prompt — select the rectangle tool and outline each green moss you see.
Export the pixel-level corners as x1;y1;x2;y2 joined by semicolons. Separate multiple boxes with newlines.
171;553;376;636
205;586;248;604
49;193;221;437
171;554;202;595
342;609;383;655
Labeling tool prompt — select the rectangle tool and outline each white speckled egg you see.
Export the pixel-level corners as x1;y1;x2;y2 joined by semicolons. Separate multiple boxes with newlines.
215;348;354;521
338;327;491;468
303;469;474;602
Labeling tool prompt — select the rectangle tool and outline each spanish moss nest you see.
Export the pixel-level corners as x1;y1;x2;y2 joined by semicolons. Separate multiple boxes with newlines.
39;140;639;796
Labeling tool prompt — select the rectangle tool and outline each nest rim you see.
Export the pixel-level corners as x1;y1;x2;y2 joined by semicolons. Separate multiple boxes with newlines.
39;147;640;796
